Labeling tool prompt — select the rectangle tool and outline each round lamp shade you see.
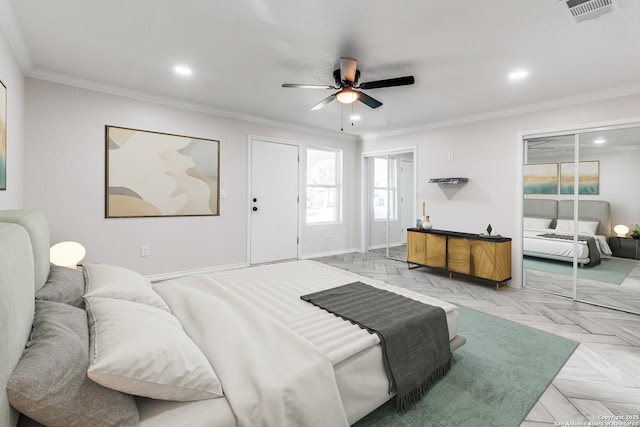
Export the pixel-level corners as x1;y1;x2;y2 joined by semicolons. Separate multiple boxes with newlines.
613;224;630;237
50;241;86;268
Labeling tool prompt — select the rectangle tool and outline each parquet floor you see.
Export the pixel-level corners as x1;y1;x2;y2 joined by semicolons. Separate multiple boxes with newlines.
313;251;640;426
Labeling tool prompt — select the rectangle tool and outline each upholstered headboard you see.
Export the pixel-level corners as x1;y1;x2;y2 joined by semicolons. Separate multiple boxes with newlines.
0;210;50;427
558;200;611;237
523;199;558;220
0;210;50;289
523;199;612;237
0;224;36;427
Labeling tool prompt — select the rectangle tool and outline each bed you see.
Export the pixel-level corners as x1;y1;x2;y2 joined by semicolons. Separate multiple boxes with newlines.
522;199;612;266
0;210;465;427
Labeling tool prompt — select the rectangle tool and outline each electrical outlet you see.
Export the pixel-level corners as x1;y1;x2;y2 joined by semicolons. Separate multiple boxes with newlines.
326;231;331;239
140;245;150;257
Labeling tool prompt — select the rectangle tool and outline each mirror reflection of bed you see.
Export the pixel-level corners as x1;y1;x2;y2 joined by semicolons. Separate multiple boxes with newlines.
523;125;640;315
522;199;640;313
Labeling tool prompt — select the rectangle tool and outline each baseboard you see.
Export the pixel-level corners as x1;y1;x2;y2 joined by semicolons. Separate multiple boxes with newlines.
367;242;404;250
147;248;367;281
300;248;362;260
146;262;249;282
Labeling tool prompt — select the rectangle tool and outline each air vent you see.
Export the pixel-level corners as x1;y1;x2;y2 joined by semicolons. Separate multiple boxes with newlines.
429;178;469;184
559;0;619;23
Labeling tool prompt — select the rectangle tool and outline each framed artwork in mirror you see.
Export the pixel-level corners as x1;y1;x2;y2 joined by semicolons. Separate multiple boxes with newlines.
523;163;558;194
560;161;599;195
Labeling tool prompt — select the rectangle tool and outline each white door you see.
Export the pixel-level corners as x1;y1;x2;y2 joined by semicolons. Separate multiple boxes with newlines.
400;160;414;244
250;139;299;264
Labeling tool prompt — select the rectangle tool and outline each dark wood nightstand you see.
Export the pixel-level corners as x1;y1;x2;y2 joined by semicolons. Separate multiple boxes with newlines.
608;236;639;260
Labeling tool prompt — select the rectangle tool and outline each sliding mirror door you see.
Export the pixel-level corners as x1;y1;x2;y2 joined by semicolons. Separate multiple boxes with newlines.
523;134;577;298
575;127;640;314
523;124;640;315
365;152;414;261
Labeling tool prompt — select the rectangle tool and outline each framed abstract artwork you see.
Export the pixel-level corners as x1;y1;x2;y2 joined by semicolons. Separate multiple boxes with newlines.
105;126;220;218
1;80;6;190
523;163;558;194
560;161;599;195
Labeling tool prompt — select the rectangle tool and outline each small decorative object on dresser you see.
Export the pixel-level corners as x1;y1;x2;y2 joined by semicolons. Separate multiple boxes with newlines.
422;215;432;230
420;202;432;230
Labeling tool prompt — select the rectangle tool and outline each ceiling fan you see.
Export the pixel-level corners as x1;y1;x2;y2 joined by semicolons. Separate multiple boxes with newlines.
282;57;415;111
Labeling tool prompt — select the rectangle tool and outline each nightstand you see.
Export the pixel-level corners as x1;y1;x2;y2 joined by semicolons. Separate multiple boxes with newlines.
608;236;639;260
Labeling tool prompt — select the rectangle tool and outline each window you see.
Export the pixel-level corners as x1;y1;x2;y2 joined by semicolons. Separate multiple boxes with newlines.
373;157;397;220
306;148;341;223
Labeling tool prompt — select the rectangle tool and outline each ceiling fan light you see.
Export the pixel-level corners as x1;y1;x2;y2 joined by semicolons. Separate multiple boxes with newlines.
336;88;358;104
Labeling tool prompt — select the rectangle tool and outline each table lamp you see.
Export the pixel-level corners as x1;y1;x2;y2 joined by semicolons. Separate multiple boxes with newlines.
50;241;86;269
613;224;629;237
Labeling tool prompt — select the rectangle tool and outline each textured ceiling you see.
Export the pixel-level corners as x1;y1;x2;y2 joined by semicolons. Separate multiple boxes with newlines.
4;0;640;138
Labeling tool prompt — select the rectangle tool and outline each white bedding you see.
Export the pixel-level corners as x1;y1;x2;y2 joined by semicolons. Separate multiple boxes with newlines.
154;275;350;427
142;260;460;426
523;227;612;261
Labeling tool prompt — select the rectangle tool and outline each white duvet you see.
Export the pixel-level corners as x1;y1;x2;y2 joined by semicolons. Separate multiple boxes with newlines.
148;260;460;427
154;276;350;427
523;227;612;259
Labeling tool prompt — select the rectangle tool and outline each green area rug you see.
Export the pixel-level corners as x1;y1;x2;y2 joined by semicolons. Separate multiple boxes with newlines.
354;307;578;427
524;256;637;285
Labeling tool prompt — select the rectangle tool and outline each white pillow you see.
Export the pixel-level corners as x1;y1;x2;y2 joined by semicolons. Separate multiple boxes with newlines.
554;219;599;235
85;297;223;401
577;220;599;235
83;264;170;312
523;217;553;229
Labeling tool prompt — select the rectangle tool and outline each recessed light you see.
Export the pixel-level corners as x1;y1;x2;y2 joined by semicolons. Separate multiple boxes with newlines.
174;65;192;76
594;138;606;144
508;69;529;81
350;114;361;121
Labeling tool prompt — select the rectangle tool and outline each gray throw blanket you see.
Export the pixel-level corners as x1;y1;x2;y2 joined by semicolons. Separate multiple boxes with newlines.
300;282;451;411
537;233;601;266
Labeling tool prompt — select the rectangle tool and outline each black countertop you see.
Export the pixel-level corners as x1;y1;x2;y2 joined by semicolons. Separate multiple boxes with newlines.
407;228;511;242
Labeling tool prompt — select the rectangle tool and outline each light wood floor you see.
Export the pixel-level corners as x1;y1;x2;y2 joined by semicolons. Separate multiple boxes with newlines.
313;251;640;426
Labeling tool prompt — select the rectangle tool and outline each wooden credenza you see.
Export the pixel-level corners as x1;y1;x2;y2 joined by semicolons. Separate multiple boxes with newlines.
407;228;512;291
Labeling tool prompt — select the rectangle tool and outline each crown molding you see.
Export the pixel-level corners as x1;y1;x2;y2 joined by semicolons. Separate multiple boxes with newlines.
26;67;360;142
21;63;640;145
0;0;33;71
361;83;640;141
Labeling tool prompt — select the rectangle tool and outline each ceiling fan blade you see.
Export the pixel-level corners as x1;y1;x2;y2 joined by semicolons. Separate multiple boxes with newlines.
340;57;358;83
357;91;383;109
310;94;336;110
358;76;415;90
282;84;335;89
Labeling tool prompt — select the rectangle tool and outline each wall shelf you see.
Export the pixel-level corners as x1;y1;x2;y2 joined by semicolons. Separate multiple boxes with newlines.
429;177;469;184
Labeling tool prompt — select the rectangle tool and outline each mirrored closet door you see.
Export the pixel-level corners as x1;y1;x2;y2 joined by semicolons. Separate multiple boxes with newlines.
523;134;577;299
365;151;414;262
575;127;640;313
523;124;640;315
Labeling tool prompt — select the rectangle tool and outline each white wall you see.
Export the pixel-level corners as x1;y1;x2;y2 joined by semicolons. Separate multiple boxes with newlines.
362;93;640;286
0;23;25;208
24;79;360;275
